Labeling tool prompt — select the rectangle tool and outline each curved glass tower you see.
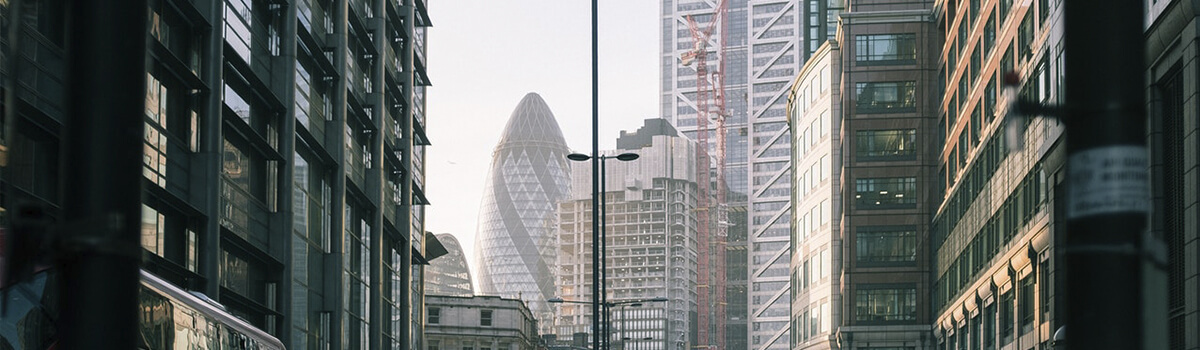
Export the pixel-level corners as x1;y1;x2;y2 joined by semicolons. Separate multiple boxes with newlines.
474;92;571;332
427;233;475;296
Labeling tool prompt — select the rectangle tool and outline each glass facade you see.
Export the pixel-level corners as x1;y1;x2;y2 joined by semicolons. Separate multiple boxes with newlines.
854;177;917;209
855;81;917;112
855;34;917;65
474;93;571;335
855;227;917;265
426;233;474;297
854;286;917;323
0;0;434;349
855;129;917;160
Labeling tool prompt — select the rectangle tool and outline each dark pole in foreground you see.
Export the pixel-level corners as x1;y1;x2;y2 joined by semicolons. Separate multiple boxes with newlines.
591;0;601;349
1063;1;1147;349
60;0;148;349
601;157;609;350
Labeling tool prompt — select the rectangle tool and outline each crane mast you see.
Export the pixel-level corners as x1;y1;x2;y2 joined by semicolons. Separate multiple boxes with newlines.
680;1;728;349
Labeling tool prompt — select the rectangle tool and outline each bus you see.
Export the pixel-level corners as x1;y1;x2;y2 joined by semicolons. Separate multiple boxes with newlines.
1;266;285;349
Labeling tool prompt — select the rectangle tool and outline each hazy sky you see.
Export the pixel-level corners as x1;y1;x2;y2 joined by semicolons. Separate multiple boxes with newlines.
424;1;661;281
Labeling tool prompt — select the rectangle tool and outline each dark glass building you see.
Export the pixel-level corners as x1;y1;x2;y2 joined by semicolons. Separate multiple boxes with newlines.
0;0;434;349
835;1;940;348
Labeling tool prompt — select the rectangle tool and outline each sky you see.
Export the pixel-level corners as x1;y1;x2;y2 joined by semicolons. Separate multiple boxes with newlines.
424;1;661;282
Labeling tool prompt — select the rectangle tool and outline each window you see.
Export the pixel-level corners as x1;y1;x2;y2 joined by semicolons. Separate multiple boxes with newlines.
145;72;199;189
984;80;997;124
481;310;493;326
141;203;199;272
855;177;917;209
856;81;917;112
856;129;917;160
1019;275;1035;333
224;0;282;68
428;307;441;324
1040;259;1051;320
856;227;918;265
983;18;996;56
1018;11;1034;59
971;0;981;21
855;285;917;323
984;302;996;348
1000;291;1015;345
971;313;982;350
294;150;332;250
855;34;917;65
295;57;332;140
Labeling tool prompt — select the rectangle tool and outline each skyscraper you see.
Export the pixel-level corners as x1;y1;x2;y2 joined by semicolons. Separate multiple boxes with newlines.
475;92;572;335
555;119;699;350
661;1;802;349
427;233;475;297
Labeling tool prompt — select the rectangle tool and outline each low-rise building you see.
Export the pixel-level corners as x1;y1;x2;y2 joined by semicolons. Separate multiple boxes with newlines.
425;295;540;350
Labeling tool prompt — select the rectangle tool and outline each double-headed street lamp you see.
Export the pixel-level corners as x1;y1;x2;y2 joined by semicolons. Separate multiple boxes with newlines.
566;152;639;350
549;296;668;350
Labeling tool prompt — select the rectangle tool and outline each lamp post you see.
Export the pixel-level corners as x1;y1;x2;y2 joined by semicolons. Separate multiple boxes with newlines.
589;0;600;349
567;152;639;350
550;296;667;350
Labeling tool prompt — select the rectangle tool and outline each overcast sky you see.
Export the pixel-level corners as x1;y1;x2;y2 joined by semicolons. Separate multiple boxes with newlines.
424;1;661;283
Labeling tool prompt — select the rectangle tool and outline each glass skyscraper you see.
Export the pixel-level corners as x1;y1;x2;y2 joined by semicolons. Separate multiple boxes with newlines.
474;92;572;335
660;2;802;350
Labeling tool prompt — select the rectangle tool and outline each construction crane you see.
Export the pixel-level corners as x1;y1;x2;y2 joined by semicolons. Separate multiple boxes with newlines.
680;1;728;349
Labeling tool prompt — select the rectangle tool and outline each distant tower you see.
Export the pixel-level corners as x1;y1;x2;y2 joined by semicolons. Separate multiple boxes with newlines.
474;93;571;334
426;233;475;296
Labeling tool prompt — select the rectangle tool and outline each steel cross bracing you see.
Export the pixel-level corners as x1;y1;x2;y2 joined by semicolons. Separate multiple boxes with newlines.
680;0;728;348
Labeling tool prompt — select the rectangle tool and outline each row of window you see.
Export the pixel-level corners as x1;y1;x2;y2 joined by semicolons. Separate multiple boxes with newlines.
934;163;1045;312
855;177;918;209
427;308;495;326
791;301;829;344
938;263;1050;350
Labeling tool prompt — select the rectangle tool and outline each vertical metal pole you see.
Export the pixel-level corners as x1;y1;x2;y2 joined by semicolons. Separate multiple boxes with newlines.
591;0;601;349
621;304;627;350
1063;1;1147;349
60;0;147;349
601;156;609;350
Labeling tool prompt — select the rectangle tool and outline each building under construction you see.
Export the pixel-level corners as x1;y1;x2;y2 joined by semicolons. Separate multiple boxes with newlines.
555;119;699;350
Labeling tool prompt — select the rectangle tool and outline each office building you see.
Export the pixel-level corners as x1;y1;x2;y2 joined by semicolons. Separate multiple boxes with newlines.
474;92;572;335
1146;1;1200;349
425;295;541;350
0;0;434;349
785;41;838;350
929;0;1064;349
554;119;698;350
427;233;475;296
831;1;941;349
660;1;802;349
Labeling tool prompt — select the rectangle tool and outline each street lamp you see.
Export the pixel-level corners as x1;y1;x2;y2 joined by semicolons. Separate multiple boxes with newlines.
550;296;667;350
567;152;639;350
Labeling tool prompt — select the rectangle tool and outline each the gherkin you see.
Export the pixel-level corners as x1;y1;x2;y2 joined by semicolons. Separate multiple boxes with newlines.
474;93;571;333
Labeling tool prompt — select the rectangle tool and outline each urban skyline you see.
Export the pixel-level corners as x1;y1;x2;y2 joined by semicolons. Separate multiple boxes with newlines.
3;1;1198;350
